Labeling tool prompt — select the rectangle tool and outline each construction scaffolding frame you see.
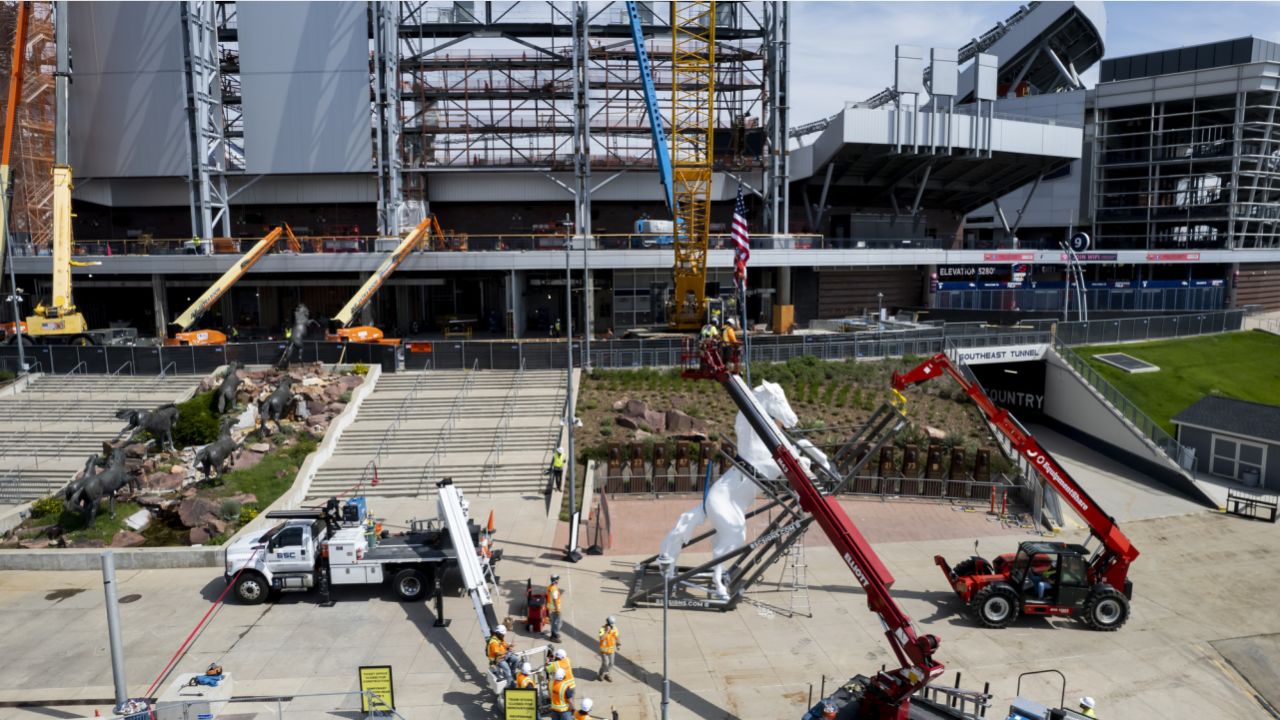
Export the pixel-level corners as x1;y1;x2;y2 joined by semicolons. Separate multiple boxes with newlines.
180;0;232;246
0;0;55;254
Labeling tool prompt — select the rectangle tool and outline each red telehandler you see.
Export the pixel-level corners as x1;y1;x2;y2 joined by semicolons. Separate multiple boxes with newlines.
683;343;957;720
892;352;1139;631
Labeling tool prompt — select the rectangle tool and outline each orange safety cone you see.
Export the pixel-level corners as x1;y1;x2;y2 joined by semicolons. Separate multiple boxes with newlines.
486;510;495;534
94;711;101;717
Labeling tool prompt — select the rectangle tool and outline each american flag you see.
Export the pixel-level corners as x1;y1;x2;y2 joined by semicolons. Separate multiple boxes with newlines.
732;184;750;288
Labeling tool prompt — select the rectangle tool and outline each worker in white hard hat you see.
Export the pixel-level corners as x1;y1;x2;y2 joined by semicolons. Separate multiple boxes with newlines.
597;615;621;682
1078;696;1097;718
573;697;594;720
514;662;536;690
550;446;566;492
486;624;516;683
549;666;576;719
547;646;574;681
547;573;565;642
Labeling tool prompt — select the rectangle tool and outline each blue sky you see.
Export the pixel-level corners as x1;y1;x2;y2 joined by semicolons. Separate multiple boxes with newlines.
789;1;1280;125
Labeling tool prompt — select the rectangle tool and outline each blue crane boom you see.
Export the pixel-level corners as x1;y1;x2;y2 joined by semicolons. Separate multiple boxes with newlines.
626;0;674;213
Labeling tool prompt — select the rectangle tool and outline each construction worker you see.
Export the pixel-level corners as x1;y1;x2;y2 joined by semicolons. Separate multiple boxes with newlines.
547;647;574;681
597;616;620;682
710;305;721;327
187;235;201;255
486;624;516;683
514;662;536;690
547;574;564;642
549;667;575;720
551;447;566;492
1078;697;1097;718
573;697;594;720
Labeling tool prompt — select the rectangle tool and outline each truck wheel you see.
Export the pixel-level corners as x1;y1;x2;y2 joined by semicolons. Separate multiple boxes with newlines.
952;556;990;577
972;584;1020;629
1083;586;1130;631
393;568;429;602
234;572;269;605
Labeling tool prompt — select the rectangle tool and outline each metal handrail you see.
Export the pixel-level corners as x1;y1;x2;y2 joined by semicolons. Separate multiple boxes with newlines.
416;360;479;496
355;362;433;488
1051;338;1191;468
480;358;526;496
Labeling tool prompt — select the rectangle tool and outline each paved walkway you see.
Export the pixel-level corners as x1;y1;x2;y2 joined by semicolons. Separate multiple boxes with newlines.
1025;423;1206;523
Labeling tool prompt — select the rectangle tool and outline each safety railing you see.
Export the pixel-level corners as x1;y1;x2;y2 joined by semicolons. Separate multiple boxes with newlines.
1051;338;1192;469
151;690;407;720
356;363;433;488
415;360;479;496
0;466;26;505
480;358;526;496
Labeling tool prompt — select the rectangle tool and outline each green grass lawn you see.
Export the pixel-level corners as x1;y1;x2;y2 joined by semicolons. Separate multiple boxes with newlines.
1076;330;1280;434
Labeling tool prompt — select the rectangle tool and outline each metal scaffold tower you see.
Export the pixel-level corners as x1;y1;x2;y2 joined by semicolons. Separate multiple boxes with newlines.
669;1;714;330
180;0;231;247
783;529;811;617
0;0;55;254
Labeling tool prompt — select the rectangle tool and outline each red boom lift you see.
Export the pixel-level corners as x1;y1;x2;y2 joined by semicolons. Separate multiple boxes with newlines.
683;343;947;720
891;353;1139;631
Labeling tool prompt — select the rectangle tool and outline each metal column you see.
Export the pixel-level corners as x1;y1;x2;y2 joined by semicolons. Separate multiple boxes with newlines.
101;551;129;712
573;2;593;350
762;2;790;235
180;1;231;250
373;1;403;235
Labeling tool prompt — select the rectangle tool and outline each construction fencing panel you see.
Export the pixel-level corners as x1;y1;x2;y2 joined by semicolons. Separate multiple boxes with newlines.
0;341;397;376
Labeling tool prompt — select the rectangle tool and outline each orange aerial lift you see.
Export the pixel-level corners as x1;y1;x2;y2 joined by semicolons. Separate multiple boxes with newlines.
326;215;438;345
166;225;301;345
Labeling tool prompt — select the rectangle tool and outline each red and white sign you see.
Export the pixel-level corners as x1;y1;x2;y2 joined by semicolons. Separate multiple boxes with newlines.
1146;252;1200;261
984;252;1034;262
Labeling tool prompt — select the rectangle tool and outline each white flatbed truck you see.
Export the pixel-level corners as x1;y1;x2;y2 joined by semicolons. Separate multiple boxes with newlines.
224;491;497;605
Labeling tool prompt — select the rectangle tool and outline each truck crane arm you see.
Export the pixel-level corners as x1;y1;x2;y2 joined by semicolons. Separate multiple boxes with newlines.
171;225;300;332
626;0;674;213
891;353;1139;590
332;215;436;329
688;347;943;717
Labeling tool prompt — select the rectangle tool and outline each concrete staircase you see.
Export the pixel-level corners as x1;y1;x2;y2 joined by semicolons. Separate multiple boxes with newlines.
0;373;199;506
307;369;565;499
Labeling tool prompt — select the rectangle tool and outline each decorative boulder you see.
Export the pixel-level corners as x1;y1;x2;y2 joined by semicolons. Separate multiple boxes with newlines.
178;496;221;530
111;531;146;548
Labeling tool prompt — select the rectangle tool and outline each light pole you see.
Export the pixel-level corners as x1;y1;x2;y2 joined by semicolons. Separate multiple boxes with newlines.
4;243;24;373
657;553;673;720
564;217;582;562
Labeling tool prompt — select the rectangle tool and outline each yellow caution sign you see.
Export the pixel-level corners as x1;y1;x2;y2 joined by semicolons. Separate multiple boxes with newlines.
503;687;538;720
358;665;395;713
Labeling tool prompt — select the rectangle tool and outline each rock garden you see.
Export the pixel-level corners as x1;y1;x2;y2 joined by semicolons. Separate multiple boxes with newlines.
1;362;366;549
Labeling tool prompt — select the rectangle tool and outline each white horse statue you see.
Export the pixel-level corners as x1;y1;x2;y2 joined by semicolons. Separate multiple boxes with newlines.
658;380;829;599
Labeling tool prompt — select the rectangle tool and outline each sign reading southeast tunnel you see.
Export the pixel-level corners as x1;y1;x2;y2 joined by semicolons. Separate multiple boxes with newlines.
969;360;1047;418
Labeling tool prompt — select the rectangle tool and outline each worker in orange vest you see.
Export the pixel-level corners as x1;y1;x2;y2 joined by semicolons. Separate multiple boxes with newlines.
547;573;564;642
514;662;536;690
547;647;574;682
486;624;516;683
574;697;595;719
597;616;620;682
549;667;576;720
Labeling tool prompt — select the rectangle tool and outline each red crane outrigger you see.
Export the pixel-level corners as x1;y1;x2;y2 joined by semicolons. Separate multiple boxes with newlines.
684;343;944;720
892;352;1139;631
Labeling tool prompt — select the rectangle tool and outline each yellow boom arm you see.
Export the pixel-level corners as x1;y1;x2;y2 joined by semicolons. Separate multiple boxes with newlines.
171;225;300;331
333;216;435;327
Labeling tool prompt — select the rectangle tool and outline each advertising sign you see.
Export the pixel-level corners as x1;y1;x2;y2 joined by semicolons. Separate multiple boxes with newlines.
969;360;1047;416
1145;252;1200;261
983;252;1034;262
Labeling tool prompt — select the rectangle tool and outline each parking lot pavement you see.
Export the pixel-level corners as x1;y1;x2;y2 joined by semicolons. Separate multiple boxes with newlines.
1;501;1277;719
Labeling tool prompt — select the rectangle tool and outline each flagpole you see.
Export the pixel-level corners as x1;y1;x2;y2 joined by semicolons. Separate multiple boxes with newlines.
741;277;750;387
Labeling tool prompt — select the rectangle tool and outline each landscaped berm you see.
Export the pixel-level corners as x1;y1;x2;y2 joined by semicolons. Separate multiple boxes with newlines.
1;363;366;549
1077;330;1280;433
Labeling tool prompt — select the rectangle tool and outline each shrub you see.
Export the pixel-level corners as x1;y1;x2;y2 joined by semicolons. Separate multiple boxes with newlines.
173;390;221;448
219;499;242;521
30;495;62;519
0;369;14;384
351;362;370;376
238;506;259;525
836;385;850;406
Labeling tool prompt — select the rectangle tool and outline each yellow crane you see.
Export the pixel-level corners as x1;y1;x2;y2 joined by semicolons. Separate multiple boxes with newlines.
668;1;715;330
326;214;439;345
167;225;302;346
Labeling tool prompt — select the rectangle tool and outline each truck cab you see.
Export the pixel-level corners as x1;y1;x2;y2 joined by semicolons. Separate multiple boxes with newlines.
224;515;327;602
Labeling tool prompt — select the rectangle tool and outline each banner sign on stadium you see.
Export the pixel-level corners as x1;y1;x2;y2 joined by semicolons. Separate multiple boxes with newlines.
984;252;1035;262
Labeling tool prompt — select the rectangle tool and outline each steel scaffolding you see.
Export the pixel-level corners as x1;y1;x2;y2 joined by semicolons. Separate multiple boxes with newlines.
0;0;55;252
181;0;231;246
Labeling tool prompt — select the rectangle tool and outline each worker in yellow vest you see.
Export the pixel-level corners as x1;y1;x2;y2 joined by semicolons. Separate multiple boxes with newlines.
547;647;573;681
549;667;576;720
486;624;515;683
551;447;566;492
573;697;595;719
597;616;620;682
547;573;564;642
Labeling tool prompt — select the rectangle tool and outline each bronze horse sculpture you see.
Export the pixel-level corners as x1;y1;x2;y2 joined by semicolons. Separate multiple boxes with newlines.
216;361;242;414
258;377;296;435
115;404;181;453
196;417;242;481
276;303;313;369
63;448;138;525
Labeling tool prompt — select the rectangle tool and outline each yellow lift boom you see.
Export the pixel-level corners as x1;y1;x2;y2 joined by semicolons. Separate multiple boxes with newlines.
327;215;438;345
669;1;716;330
168;225;302;346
